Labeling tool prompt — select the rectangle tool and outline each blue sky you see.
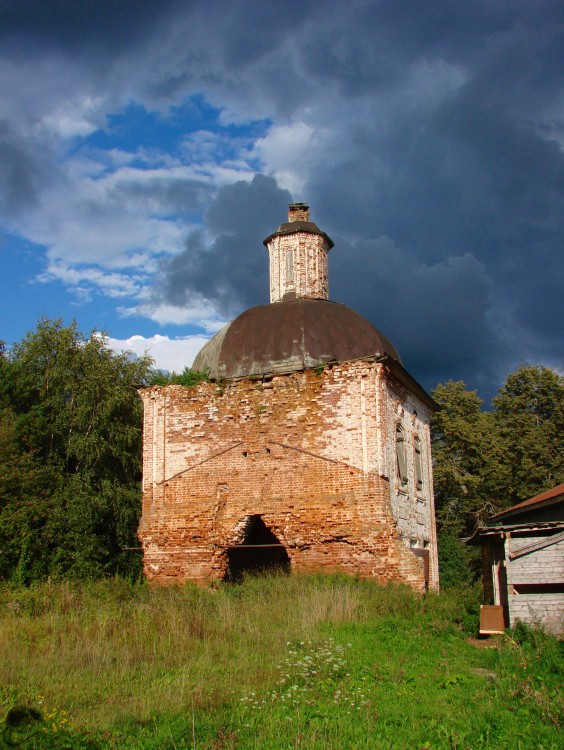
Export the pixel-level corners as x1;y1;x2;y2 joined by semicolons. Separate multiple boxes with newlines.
1;0;563;402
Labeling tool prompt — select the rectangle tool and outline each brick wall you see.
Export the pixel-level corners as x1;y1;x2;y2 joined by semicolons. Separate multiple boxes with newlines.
288;203;310;222
266;231;330;302
139;360;438;590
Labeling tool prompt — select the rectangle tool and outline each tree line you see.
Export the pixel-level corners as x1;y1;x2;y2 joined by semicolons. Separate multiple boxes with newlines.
432;367;564;584
0;319;154;582
1;318;562;584
432;368;564;535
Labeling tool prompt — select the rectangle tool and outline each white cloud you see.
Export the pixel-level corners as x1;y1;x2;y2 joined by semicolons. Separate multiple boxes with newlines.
11;165;197;267
40;95;105;139
4;139;258;304
38;261;147;299
252;121;316;195
118;300;226;332
106;332;211;373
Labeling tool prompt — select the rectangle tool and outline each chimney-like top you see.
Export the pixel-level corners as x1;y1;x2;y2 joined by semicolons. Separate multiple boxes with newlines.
288;203;310;222
263;203;333;303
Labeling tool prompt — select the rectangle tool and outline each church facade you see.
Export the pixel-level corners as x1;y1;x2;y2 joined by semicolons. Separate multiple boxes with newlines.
139;204;439;591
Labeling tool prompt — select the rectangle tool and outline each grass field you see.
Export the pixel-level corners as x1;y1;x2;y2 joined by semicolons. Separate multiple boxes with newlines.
0;575;562;749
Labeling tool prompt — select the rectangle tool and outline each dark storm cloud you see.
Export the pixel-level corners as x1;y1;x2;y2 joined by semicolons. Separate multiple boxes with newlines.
0;121;49;216
153;175;291;316
1;0;562;400
149;1;563;400
111;177;213;217
284;3;564;398
330;237;503;396
0;0;181;55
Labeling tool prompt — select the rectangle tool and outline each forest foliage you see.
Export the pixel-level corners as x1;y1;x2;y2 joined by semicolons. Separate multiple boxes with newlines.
431;366;564;537
0;319;154;582
431;366;564;585
0;317;563;585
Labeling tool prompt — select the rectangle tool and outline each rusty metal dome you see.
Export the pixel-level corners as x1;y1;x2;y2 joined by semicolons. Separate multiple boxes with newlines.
192;297;401;380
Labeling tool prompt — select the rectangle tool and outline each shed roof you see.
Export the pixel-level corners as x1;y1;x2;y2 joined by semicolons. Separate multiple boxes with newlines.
491;482;564;522
467;520;564;544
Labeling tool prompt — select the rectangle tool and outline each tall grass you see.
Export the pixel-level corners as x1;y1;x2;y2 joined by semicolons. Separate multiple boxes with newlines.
0;576;416;726
0;575;561;749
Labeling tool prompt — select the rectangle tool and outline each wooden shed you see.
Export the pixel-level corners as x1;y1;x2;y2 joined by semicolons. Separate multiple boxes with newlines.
468;483;564;636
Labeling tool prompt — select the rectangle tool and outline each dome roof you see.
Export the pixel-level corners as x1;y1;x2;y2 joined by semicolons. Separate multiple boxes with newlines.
192;297;401;380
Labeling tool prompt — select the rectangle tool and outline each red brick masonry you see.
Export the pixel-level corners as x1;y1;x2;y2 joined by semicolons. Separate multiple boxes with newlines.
139;360;438;590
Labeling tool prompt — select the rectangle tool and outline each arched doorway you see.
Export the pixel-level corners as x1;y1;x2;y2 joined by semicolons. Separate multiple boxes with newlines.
226;515;290;581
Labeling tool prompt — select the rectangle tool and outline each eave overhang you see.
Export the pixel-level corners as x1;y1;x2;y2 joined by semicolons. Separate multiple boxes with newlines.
466;520;564;545
377;354;438;412
263;221;334;249
491;491;564;522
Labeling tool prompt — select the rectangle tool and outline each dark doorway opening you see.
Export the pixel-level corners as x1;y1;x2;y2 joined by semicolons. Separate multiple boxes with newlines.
226;515;290;581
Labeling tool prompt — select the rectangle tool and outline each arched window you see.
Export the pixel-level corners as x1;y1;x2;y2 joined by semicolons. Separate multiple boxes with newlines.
414;436;423;491
396;424;408;487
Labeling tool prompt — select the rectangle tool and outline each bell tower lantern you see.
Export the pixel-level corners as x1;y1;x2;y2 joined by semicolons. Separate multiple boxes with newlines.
263;203;334;303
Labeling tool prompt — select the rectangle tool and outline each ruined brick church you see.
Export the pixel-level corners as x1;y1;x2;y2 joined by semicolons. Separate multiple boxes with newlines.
139;203;439;591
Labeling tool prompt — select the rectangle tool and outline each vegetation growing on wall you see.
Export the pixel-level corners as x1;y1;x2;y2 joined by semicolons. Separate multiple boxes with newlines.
149;366;209;387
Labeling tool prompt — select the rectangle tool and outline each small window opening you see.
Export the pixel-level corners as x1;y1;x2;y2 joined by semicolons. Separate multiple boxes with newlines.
414;436;423;491
411;543;430;590
242;451;249;458
286;248;294;283
226;515;290;581
396;424;408;487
